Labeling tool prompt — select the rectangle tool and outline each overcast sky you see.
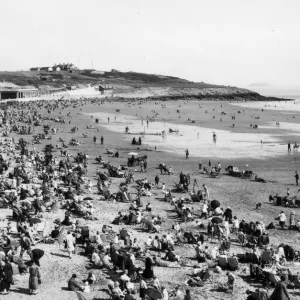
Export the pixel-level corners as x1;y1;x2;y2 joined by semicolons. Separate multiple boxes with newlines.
1;0;299;89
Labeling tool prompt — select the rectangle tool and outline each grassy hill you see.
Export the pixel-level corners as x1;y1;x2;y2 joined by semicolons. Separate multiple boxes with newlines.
0;70;225;89
0;70;287;102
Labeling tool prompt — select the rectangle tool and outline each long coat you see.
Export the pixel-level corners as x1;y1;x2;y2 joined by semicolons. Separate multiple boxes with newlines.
29;265;41;290
143;257;154;279
0;262;13;290
269;281;289;300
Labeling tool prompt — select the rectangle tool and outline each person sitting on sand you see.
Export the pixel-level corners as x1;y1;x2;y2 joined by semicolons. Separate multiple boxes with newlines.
269;275;290;300
51;224;60;239
83;281;91;293
85;272;96;284
91;249;101;266
225;271;235;293
164;249;180;262
68;274;84;292
112;281;125;299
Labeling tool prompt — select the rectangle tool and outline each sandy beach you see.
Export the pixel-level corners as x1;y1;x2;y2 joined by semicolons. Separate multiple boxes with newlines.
1;98;300;300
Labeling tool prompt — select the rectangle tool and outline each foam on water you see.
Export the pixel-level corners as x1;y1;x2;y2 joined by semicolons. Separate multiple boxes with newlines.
230;99;300;112
88;112;295;160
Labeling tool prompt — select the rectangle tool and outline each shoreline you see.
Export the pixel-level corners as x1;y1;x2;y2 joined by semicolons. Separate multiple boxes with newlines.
0;90;294;105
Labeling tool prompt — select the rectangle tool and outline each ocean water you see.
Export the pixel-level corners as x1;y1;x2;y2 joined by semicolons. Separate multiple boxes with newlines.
230;99;300;112
88;111;296;160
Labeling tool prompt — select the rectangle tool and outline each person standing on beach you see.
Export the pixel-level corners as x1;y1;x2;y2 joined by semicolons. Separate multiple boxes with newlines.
278;211;287;230
203;184;209;200
208;160;211;167
185;149;189;159
108;117;110;123
28;261;41;295
66;231;75;259
101;136;104;145
288;143;291;152
295;171;299;186
93;136;97;143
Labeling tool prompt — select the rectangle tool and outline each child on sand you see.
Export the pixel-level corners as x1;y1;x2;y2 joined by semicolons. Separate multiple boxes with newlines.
83;281;91;293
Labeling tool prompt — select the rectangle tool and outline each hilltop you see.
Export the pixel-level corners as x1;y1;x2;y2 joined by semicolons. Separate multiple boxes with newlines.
0;70;287;101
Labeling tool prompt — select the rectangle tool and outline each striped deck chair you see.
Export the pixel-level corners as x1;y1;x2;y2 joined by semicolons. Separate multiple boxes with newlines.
247;252;260;264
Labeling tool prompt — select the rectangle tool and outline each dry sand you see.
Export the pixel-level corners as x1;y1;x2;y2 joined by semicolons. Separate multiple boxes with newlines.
2;99;300;300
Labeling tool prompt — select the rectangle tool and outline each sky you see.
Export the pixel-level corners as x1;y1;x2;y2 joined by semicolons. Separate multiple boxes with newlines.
1;0;300;90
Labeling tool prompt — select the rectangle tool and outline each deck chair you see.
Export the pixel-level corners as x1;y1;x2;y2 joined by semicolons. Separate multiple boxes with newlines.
236;253;246;263
247;252;260;264
237;233;245;246
130;214;138;224
266;273;280;286
258;235;269;247
9;239;20;250
224;241;231;250
201;269;214;283
261;251;272;266
100;234;107;244
218;256;229;269
106;284;117;300
255;266;265;282
228;257;239;271
246;235;257;246
292;275;300;289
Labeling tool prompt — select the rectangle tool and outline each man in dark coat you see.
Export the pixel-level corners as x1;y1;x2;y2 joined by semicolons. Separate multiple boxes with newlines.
269;275;290;300
0;259;13;294
20;234;31;258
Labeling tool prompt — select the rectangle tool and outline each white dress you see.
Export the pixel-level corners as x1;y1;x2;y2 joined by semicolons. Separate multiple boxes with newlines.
66;235;75;252
224;221;230;238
